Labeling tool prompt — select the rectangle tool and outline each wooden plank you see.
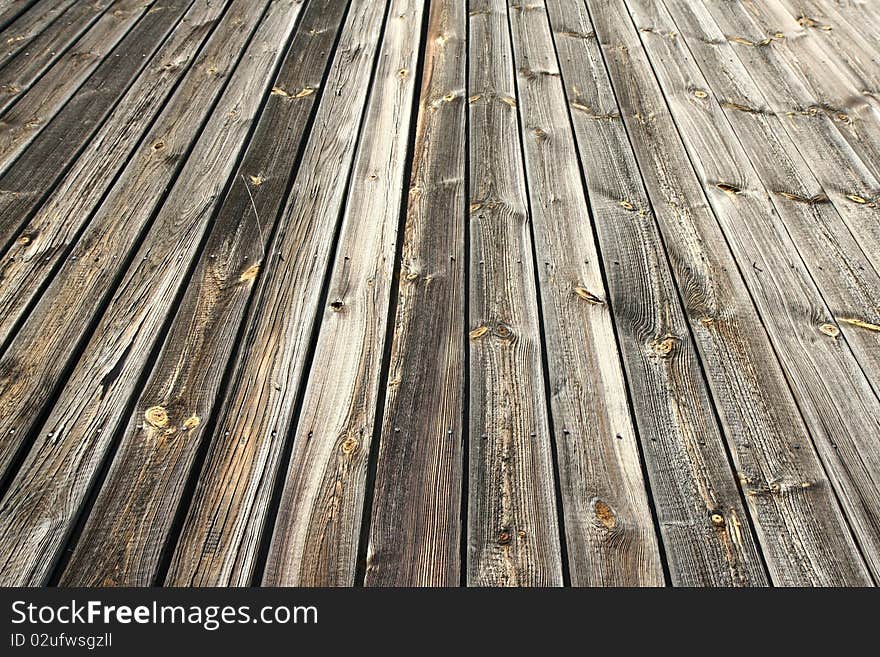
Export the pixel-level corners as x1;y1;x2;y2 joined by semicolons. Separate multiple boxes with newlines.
647;0;880;581
363;0;467;587
552;0;767;586
466;0;562;587
0;1;38;33
613;0;877;584
0;0;155;169
663;0;880;403
567;0;864;586
165;0;390;587
0;0;268;463
60;0;349;587
0;0;230;345
0;0;299;586
0;0;191;252
0;0;106;106
0;0;80;71
506;1;663;586
263;0;426;586
766;0;880;183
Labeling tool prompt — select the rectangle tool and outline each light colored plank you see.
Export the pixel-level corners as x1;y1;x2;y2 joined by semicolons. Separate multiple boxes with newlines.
507;0;663;586
166;0;390;587
263;0;426;586
616;0;876;584
0;0;80;71
59;0;344;587
363;0;467;587
0;0;300;587
557;0;768;586
467;0;562;587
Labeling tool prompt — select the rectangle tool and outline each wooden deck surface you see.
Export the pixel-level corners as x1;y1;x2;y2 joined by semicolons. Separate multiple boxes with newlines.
0;0;878;586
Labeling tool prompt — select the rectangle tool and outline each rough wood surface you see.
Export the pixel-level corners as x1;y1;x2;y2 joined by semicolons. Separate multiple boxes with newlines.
467;0;563;587
263;0;426;587
555;0;767;586
507;0;663;586
165;0;389;587
0;0;300;587
0;0;191;254
619;0;876;583
0;0;271;484
0;0;229;343
363;0;467;587
0;0;80;72
0;0;155;167
58;0;343;588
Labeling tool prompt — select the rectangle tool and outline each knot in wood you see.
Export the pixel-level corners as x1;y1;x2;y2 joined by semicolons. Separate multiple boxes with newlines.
341;436;359;455
494;323;513;340
145;406;169;428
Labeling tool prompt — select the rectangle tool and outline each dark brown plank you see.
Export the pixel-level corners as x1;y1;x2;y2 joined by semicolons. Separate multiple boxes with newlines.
363;0;467;587
60;0;348;587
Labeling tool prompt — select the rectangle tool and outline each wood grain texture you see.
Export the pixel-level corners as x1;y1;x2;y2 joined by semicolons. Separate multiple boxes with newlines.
619;0;877;584
0;0;192;255
166;0;389;587
0;0;229;344
0;0;270;484
507;0;663;586
0;0;37;34
467;0;563;587
59;0;346;588
264;0;426;587
0;0;300;587
0;0;80;72
363;0;467;587
647;0;880;582
0;0;154;169
559;0;766;586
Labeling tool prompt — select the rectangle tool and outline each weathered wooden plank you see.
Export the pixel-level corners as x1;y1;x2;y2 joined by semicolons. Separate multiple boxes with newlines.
263;0;425;587
0;0;300;586
0;0;270;485
688;1;880;283
60;0;348;587
165;0;390;587
0;0;156;169
0;0;80;71
664;0;880;400
0;0;230;345
363;0;466;587
550;0;769;586
466;0;562;587
0;0;106;106
570;0;863;586
0;0;192;253
0;1;38;34
649;0;880;581
615;0;877;584
506;0;663;586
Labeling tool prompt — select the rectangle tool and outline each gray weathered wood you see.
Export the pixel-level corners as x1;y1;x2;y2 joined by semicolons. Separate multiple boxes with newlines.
467;0;563;587
263;0;426;587
507;0;663;586
0;0;80;72
0;0;300;587
0;0;230;343
363;0;467;587
617;0;877;583
165;0;390;587
60;0;347;587
0;0;155;168
0;0;191;253
556;0;767;586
